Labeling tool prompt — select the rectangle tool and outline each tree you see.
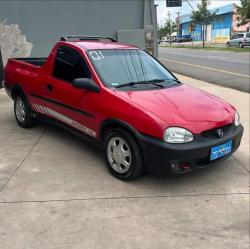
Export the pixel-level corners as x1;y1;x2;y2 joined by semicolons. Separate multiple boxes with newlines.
236;0;250;26
159;21;177;39
191;0;217;47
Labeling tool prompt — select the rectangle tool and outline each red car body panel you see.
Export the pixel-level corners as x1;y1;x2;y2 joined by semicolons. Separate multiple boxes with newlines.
4;40;236;141
114;84;235;135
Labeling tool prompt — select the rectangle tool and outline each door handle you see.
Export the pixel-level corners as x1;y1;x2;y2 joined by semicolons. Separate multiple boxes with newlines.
46;84;53;92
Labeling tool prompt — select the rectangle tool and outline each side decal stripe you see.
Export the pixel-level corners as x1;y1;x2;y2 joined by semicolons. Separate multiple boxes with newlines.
30;94;95;118
32;102;96;137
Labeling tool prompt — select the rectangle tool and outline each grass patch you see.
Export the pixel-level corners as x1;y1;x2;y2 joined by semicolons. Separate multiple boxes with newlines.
163;45;250;52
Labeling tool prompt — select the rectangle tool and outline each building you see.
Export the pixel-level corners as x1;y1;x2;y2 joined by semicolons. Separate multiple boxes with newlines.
0;0;158;64
180;3;250;43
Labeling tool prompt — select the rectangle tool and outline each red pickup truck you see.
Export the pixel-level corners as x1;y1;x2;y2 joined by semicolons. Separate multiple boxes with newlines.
2;36;243;180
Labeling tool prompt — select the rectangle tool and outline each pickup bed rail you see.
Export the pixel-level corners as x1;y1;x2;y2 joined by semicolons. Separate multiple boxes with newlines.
14;57;47;67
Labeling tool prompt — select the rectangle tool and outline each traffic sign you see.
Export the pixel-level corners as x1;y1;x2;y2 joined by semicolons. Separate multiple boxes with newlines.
166;0;182;7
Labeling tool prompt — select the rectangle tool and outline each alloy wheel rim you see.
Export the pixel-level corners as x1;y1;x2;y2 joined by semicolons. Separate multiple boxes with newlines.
107;137;132;174
15;99;26;123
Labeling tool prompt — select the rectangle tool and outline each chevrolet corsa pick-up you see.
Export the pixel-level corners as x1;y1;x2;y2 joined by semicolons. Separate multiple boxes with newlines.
2;36;244;180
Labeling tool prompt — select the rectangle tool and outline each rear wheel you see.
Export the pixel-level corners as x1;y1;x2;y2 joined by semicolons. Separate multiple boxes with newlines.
104;129;144;181
14;96;36;128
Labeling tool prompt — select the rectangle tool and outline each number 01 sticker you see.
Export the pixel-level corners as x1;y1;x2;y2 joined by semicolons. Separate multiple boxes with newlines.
89;51;105;60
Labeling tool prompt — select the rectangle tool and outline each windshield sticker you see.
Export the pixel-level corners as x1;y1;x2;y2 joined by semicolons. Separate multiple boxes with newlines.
111;82;119;86
89;51;104;60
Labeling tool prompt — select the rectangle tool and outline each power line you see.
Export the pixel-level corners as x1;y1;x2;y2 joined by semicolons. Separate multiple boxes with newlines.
185;0;195;10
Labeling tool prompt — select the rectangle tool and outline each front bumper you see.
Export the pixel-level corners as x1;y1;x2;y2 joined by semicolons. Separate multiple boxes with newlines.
138;124;244;174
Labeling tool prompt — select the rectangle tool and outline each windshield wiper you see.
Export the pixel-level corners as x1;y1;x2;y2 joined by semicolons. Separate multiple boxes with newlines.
166;79;182;85
115;79;166;89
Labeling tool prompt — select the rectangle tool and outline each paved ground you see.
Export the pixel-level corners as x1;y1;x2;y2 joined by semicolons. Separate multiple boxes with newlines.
159;47;250;92
0;76;249;249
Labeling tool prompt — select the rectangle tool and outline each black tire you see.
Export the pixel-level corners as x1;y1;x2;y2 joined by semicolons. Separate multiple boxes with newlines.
14;95;36;128
239;42;244;48
103;129;144;181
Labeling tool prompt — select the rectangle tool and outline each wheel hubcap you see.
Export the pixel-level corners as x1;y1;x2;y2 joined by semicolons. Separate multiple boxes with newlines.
15;99;26;123
107;137;132;174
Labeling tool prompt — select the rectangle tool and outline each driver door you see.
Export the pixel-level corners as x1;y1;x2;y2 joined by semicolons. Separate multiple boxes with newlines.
44;45;97;138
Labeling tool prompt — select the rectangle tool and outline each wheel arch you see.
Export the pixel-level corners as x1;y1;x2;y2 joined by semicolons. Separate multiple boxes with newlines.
99;119;142;144
11;84;26;100
11;84;34;111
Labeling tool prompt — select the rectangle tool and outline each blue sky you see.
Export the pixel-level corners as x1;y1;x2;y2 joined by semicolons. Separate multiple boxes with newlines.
156;0;241;25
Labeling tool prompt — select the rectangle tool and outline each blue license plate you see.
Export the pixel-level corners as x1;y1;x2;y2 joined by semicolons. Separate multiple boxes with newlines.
210;140;233;161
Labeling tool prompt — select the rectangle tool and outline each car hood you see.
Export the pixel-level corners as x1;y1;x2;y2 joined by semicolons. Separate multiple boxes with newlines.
114;84;235;134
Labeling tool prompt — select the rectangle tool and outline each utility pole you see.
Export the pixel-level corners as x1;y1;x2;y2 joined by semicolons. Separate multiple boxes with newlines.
202;0;207;47
168;11;171;46
176;11;181;35
160;20;163;40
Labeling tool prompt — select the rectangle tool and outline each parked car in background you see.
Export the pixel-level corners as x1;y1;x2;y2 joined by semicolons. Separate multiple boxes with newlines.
161;37;175;43
170;36;177;43
161;37;168;43
171;35;180;43
177;35;192;43
226;32;250;48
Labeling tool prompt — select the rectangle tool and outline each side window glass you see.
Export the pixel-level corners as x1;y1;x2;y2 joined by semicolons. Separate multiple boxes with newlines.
246;33;250;38
53;46;90;83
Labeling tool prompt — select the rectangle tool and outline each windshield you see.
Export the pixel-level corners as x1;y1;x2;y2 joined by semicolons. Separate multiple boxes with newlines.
87;49;177;89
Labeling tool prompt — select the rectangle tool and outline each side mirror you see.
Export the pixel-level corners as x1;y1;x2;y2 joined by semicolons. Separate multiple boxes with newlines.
72;78;100;93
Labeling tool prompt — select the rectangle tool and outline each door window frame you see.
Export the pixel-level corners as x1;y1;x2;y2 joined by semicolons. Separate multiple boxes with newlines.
52;45;91;84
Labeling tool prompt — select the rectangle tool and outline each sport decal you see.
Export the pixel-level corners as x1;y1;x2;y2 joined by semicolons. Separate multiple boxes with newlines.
32;103;96;137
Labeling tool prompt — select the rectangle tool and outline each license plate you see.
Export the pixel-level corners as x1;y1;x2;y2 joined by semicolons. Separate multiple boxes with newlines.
210;140;233;161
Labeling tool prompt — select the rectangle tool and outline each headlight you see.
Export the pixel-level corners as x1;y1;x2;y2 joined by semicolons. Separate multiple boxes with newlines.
164;127;194;143
234;111;240;126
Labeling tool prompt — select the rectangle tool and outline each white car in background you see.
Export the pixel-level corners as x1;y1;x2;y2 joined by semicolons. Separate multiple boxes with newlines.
226;32;250;48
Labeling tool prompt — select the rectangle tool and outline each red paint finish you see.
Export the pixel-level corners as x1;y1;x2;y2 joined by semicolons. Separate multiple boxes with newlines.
4;40;236;140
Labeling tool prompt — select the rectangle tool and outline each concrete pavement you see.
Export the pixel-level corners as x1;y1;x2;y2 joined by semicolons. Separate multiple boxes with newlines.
159;47;250;92
0;76;249;249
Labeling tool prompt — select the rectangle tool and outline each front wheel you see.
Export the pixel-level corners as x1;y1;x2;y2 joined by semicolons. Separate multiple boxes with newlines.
239;42;244;48
104;129;144;181
14;96;36;128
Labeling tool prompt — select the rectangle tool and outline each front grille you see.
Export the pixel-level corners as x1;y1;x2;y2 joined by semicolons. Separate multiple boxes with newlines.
201;123;233;138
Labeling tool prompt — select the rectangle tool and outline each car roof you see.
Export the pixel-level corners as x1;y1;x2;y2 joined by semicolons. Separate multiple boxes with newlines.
67;40;139;50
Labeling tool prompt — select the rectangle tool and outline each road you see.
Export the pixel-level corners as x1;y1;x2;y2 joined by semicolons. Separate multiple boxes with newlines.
159;47;250;92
